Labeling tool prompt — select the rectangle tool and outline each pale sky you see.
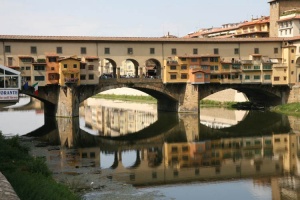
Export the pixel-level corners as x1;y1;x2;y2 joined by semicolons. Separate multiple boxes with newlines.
2;0;269;37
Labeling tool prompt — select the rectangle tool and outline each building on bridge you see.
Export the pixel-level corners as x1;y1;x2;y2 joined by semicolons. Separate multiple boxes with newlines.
0;35;299;87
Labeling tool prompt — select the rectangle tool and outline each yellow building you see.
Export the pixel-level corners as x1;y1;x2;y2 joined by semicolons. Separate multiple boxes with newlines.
58;57;80;86
46;54;60;85
272;43;297;85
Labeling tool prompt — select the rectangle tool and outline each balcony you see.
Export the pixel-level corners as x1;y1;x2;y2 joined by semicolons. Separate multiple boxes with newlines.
64;77;78;84
241;60;253;64
167;60;178;65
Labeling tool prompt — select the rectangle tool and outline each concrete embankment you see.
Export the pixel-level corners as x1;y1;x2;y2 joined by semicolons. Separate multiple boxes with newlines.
0;172;20;200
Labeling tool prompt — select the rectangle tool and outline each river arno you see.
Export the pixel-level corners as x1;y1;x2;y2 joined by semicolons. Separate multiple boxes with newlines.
1;96;300;200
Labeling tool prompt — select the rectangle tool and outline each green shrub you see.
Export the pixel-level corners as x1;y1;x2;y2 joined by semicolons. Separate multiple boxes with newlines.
0;132;80;200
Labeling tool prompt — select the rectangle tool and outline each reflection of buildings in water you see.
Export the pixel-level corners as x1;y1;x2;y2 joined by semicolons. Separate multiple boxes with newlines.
80;98;157;136
47;147;100;173
46;133;300;186
200;107;248;129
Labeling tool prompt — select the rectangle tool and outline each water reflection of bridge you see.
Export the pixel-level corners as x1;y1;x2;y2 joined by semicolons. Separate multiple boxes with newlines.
200;107;248;129
24;107;300;195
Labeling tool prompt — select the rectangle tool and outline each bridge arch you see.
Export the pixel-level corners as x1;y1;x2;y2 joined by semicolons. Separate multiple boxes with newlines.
199;84;289;106
88;81;180;112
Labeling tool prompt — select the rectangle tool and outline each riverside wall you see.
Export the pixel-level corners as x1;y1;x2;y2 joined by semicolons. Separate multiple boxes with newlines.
0;172;20;200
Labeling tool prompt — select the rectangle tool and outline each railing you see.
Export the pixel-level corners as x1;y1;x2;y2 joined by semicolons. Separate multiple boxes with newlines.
167;60;178;65
241;60;253;64
64;78;78;83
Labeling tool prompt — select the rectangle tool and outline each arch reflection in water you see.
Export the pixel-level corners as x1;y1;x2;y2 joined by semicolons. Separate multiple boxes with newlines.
200;107;248;129
79;98;158;136
25;108;300;198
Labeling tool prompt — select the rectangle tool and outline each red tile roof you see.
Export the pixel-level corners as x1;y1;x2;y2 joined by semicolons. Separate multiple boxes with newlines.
0;34;297;43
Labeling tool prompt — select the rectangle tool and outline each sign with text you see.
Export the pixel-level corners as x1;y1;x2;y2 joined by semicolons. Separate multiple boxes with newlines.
0;89;19;101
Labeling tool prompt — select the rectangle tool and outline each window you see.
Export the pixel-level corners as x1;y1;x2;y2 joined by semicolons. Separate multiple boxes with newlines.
80;75;86;80
182;146;189;152
51;67;54;70
274;77;280;81
171;146;178;153
213;48;219;54
31;46;37;54
254;48;259;54
193;48;198;55
4;45;11;53
171;48;177;55
170;66;177;70
34;76;45;81
264;75;271;80
88;65;94;70
254;65;260;70
127;48;133;54
222;64;230;69
104;47;110;54
245;75;250;80
210;57;218;62
191;58;198;62
274;48;278;54
7;57;13;66
196;74;202;78
64;64;67;68
152;172;157;179
170;74;177;79
20;58;32;63
181;74;187;79
234;48;239;55
80;63;86;69
81;47;86;54
180;58;186;61
73;64;77;68
34;65;45;70
254;75;260;80
56;47;62;54
181;65;187;70
182;155;189;161
150;48;155;54
48;57;57;62
291;49;295;53
26;66;31;70
88;74;94;80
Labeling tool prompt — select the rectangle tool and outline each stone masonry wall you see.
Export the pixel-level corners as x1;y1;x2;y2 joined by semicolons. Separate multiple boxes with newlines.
287;85;300;103
178;83;199;112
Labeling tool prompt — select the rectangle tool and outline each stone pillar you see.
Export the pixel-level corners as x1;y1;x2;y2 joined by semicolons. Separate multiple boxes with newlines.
139;66;143;79
178;113;199;141
117;67;120;79
178;83;199;113
55;85;80;117
57;117;79;147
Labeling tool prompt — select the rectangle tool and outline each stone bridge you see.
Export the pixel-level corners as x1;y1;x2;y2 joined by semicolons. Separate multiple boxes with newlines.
20;78;291;117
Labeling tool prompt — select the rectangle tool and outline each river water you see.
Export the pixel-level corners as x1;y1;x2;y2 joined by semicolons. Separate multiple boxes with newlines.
1;96;300;200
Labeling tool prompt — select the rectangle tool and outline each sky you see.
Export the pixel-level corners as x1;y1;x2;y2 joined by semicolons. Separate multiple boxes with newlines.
1;0;270;37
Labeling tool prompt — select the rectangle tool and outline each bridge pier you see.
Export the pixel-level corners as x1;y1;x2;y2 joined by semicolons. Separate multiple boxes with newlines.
177;83;199;113
55;85;80;117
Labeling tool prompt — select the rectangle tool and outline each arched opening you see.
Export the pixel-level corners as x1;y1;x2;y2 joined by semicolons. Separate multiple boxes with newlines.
101;58;117;78
145;59;162;79
123;59;139;78
120;60;135;78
